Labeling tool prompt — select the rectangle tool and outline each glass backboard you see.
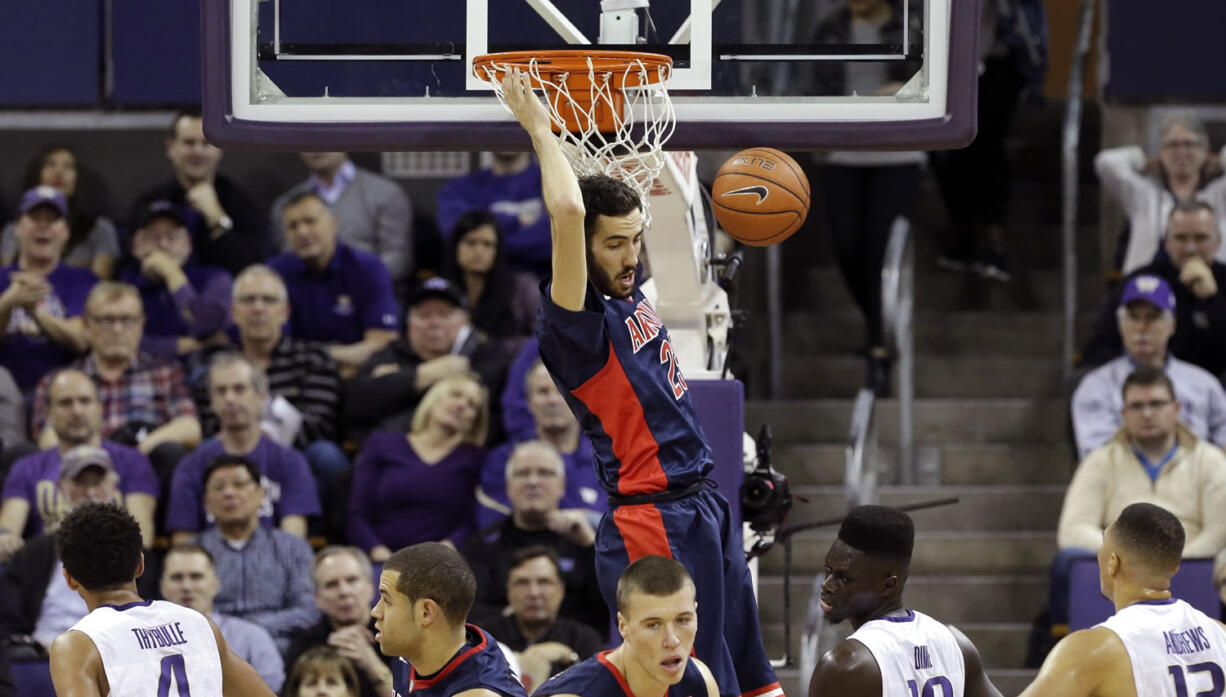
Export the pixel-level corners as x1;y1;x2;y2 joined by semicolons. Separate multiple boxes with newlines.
202;0;979;150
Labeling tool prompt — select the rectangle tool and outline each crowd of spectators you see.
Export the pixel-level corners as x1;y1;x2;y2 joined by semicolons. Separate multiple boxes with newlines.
0;108;609;695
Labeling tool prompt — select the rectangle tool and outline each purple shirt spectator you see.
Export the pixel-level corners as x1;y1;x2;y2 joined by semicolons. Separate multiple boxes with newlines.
436;160;551;276
501;336;540;443
476;437;605;529
267;242;399;345
0;263;95;393
347;431;485;552
0;441;157;538
121;262;232;358
164;435;321;533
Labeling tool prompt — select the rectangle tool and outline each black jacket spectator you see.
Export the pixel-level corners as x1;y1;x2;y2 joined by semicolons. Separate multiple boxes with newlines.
284;618;394;697
1082;256;1226;378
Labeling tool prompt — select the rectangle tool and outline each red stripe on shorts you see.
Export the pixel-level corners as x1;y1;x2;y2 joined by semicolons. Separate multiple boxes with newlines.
612;504;673;561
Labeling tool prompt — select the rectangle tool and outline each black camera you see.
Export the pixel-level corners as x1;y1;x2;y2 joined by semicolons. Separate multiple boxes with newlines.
740;424;793;532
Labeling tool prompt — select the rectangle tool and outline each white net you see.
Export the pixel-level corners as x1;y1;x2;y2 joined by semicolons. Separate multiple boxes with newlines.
477;53;676;227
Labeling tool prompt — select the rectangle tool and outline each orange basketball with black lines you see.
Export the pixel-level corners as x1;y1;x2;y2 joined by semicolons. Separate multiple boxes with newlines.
711;148;810;246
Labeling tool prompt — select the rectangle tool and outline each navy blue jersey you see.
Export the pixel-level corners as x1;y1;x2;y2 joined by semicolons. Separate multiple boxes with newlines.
537;283;713;496
534;651;708;697
393;625;526;697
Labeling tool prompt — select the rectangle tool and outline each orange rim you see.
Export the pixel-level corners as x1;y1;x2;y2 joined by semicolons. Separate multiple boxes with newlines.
473;50;672;133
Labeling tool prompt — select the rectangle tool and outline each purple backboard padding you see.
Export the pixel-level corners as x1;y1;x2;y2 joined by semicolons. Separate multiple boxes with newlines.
113;0;203;105
1068;557;1219;631
0;0;99;106
202;0;980;151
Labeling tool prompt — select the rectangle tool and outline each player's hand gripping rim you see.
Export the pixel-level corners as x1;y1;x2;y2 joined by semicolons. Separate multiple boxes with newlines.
500;70;553;138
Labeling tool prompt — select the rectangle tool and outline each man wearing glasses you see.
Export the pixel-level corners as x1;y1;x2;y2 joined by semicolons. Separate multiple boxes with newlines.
30;281;201;511
1072;274;1226;459
1050;366;1226;639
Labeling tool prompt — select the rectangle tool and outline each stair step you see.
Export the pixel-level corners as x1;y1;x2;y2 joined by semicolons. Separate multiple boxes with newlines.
757;574;1047;625
746;399;1071;444
778;355;1064;399
785;486;1065;531
757;531;1057;575
775;443;1076;486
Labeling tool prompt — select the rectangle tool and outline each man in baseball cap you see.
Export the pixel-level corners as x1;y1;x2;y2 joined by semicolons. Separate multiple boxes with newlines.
1072;273;1226;458
346;276;510;445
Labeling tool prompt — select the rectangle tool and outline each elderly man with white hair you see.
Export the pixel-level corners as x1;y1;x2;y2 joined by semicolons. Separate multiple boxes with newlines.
1073;273;1226;458
463;440;608;634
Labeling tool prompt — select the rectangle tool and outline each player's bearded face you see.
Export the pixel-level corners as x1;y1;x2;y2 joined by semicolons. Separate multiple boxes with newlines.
588;211;643;299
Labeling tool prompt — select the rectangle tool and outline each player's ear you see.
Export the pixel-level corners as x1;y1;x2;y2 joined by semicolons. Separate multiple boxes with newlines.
134;552;146;580
616;611;628;640
418;598;439;626
62;566;81;592
1106;552;1120;578
881;573;900;594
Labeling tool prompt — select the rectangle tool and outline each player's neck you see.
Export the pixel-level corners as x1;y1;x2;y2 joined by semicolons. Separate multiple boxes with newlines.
849;599;906;631
608;647;669;697
1112;579;1173;613
412;624;469;676
83;587;143;613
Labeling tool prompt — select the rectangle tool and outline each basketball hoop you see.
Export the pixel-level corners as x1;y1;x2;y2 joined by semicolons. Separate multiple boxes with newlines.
474;50;676;225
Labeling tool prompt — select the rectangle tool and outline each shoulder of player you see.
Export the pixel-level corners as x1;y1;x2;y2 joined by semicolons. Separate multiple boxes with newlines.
945;623;987;672
810;638;880;695
48;629;106;691
49;628;100;660
1049;626;1128;672
689;656;720;697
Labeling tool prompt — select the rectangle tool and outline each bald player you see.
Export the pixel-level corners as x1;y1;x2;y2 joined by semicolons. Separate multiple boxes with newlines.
1021;502;1226;697
533;556;719;697
372;542;527;697
809;505;1001;697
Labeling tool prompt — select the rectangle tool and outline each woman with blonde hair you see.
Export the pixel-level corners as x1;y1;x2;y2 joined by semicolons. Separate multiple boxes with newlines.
284;647;361;697
348;372;489;561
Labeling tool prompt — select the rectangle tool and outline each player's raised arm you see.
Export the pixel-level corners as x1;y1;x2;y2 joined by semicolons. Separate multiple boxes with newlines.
948;625;1003;697
808;640;881;697
209;615;277;697
500;71;588;311
48;630;105;697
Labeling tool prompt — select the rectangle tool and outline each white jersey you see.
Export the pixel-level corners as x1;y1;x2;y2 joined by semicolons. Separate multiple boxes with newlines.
1098;598;1226;697
847;610;966;697
68;599;223;697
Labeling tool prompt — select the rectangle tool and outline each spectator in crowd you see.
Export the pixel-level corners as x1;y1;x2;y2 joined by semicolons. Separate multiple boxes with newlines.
0;186;93;395
1097;111;1226;274
808;0;924;393
284;647;362;697
480;546;604;683
0;371;157;558
0;453;156;660
268;191;399;377
194;266;346;536
501;337;541;443
441;210;539;340
436;152;551;277
198;454;319;651
0;365;30;469
0;650;11;697
1073;275;1226;458
466;441;608;635
1;145;120;279
160;543;285;692
478;362;603;528
1050;367;1226;637
31;282;200;492
1082;201;1226;377
130;107;270;275
286;547;396;697
119;200;232;358
167;353;319;543
271;152;413;286
346;277;511;444
932;0;1047;281
348;373;488;561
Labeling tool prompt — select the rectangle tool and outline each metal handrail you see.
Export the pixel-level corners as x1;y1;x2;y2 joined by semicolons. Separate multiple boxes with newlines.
881;216;915;482
1063;0;1098;382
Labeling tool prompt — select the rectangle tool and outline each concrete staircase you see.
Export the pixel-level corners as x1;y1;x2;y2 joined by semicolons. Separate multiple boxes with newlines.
737;102;1103;695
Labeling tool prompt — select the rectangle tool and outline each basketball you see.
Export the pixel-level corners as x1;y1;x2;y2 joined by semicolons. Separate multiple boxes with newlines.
711;148;810;246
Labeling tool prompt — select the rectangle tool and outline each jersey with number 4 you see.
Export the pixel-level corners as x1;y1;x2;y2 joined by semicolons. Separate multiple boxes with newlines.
1098;598;1226;697
538;283;712;497
68;599;223;697
846;610;966;697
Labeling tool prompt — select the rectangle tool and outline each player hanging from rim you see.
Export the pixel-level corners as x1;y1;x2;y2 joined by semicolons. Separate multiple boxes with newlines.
48;502;274;697
809;505;1001;697
1020;502;1226;697
533;555;719;697
500;70;783;697
371;541;527;697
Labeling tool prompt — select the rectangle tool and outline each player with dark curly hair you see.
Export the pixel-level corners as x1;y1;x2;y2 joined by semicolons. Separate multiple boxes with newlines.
48;502;274;697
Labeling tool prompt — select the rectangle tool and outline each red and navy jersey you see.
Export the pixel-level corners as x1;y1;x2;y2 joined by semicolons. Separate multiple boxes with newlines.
533;651;707;697
537;283;713;496
393;624;526;697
